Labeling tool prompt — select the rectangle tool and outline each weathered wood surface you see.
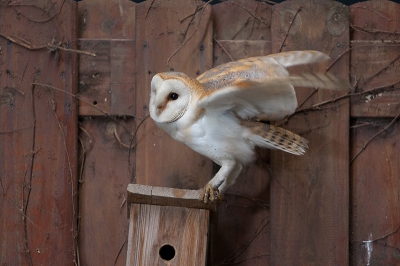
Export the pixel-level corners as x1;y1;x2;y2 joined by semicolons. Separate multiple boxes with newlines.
270;1;350;265
78;1;136;116
78;118;134;266
211;1;272;265
134;0;214;189
126;204;210;266
76;1;137;265
78;39;136;116
350;0;400;118
127;184;217;213
350;118;400;265
0;0;78;265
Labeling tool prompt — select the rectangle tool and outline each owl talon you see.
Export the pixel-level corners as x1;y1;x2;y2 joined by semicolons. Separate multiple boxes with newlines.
200;184;220;204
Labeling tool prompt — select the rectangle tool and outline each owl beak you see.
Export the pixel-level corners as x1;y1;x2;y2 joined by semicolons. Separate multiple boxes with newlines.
156;104;165;116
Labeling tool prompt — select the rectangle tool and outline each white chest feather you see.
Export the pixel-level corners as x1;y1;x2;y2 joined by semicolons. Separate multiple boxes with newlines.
158;110;256;166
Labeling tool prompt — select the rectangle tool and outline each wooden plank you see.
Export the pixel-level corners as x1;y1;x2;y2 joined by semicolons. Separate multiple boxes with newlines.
78;118;135;266
0;1;78;265
270;1;350;265
78;39;136;116
350;0;400;117
210;1;272;265
76;2;136;265
134;0;213;189
127;184;217;214
350;118;400;265
77;0;136;116
127;204;210;266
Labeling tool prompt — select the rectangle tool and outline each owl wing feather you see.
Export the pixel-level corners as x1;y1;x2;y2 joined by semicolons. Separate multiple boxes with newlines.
196;50;330;91
197;73;349;121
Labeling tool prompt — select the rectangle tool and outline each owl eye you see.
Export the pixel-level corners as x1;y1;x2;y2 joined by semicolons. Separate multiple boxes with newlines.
169;93;179;100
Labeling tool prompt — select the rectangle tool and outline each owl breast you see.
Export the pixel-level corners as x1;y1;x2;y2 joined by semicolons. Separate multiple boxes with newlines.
161;110;256;166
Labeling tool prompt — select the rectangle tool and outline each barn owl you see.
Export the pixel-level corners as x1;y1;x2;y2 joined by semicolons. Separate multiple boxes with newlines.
149;50;348;203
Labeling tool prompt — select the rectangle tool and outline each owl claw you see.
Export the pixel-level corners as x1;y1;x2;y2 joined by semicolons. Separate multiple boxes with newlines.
200;184;220;204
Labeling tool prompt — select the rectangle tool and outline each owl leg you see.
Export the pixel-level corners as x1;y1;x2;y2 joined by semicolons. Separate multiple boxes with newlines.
218;162;243;195
201;160;240;204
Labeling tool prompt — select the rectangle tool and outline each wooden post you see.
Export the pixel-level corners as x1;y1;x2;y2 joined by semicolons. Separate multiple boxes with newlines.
126;184;216;266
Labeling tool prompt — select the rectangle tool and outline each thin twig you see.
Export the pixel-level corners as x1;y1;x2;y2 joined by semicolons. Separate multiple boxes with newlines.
224;193;269;209
128;115;150;181
0;177;38;228
326;43;400;73
213;38;234;61
350;6;394;22
350;111;400;164
166;0;212;66
228;0;268;26
0;33;96;56
145;0;156;19
179;0;209;23
113;125;134;149
11;0;65;23
215;218;270;265
300;80;400;113
358;54;400;87
276;80;400;127
278;6;302;52
371;224;400;242
114;237;127;266
49;100;77;264
31;82;132;133
351;24;400;35
22;83;36;266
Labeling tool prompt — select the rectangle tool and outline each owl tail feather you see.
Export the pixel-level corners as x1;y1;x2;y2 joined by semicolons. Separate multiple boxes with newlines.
244;121;308;155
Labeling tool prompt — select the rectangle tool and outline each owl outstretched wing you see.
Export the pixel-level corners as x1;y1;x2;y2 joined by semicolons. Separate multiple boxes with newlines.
196;50;330;91
196;50;349;120
197;73;347;120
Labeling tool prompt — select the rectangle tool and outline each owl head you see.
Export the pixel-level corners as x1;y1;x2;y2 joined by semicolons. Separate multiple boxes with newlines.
149;73;192;124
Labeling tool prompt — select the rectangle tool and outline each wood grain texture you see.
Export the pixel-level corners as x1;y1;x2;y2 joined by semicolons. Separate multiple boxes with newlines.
126;204;210;266
78;39;136;116
210;1;272;265
127;184;217;214
270;1;350;265
78;0;136;117
134;0;213;189
76;2;137;265
78;0;136;39
78;118;135;266
350;0;400;118
0;0;78;265
350;118;400;265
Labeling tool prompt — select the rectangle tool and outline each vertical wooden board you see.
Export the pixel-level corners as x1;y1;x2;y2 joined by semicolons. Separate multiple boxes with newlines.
270;1;350;265
135;0;213;189
350;119;400;265
0;0;78;265
132;204;209;265
76;2;137;265
78;117;135;266
210;2;272;265
350;0;400;117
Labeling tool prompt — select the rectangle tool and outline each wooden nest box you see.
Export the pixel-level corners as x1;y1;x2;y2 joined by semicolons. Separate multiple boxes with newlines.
126;184;217;265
